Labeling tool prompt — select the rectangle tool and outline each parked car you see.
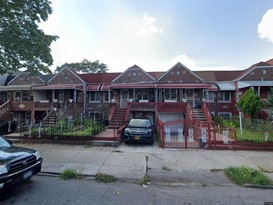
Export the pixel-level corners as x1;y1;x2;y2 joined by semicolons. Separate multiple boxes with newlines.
124;118;154;144
0;136;42;190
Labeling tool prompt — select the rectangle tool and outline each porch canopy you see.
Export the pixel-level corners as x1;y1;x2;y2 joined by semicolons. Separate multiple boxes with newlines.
87;84;100;91
216;82;236;91
156;83;218;91
0;85;33;91
109;83;156;89
238;81;273;89
32;84;84;91
100;84;111;91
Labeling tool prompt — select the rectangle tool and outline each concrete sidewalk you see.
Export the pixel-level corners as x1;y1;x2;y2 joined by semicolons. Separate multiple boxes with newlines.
15;143;273;183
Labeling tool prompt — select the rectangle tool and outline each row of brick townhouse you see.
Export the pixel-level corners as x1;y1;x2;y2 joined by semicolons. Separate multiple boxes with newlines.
0;58;272;128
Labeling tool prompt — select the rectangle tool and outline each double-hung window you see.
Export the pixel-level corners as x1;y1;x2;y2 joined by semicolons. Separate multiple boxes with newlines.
89;92;100;102
217;91;231;102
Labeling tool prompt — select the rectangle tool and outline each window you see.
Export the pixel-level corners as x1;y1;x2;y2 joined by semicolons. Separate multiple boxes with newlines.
14;91;22;101
89;92;100;102
102;111;108;120
164;89;177;100
89;111;100;120
218;112;232;119
206;91;215;102
184;89;193;98
103;91;112;102
217;91;230;102
136;89;149;101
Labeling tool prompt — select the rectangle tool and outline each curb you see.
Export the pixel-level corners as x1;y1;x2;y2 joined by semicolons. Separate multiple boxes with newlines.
242;184;273;189
38;172;273;189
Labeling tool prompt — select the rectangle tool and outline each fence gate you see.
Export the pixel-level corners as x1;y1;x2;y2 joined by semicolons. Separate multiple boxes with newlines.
160;120;209;149
163;120;185;148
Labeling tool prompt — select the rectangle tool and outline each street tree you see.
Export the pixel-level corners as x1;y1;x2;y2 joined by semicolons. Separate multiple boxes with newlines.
237;88;264;119
266;87;273;120
0;0;58;75
54;59;108;74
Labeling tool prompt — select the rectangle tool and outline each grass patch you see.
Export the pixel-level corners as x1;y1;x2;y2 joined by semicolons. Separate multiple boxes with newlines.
141;174;151;186
95;173;118;183
224;166;273;186
60;169;79;180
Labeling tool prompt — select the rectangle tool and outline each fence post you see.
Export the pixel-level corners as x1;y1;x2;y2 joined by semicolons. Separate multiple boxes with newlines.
161;125;164;148
207;122;211;148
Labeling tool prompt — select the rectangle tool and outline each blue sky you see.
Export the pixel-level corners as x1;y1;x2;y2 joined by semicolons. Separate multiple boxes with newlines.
40;0;273;72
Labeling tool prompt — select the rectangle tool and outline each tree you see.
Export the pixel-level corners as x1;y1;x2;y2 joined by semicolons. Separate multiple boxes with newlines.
54;59;108;74
0;0;58;75
266;87;273;120
237;88;264;119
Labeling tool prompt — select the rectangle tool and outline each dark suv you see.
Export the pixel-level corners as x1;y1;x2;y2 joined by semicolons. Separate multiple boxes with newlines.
124;118;154;144
0;136;42;190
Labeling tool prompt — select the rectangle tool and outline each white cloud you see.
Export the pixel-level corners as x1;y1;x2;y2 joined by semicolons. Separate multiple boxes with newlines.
38;1;164;72
170;55;196;69
146;55;197;72
137;13;163;35
258;8;273;43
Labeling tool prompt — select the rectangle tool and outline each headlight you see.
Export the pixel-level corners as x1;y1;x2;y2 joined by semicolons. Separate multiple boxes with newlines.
0;165;8;175
33;151;41;160
145;129;152;134
125;128;131;135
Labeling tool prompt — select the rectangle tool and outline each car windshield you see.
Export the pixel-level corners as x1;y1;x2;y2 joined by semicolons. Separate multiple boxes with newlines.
0;137;11;148
128;119;151;127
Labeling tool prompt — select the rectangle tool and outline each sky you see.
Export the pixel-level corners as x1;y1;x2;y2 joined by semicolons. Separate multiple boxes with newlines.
39;0;273;73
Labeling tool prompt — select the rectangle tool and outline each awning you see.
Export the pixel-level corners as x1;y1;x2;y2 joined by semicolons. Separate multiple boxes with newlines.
156;84;214;89
238;81;273;89
100;84;111;91
216;82;236;91
32;84;84;91
87;84;101;91
110;83;155;89
0;85;33;91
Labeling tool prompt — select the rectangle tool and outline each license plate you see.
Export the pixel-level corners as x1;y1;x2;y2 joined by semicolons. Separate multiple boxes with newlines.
134;136;140;140
23;170;33;180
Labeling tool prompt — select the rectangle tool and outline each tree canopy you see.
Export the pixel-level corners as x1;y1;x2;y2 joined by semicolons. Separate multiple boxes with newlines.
0;0;58;75
266;87;273;119
237;88;264;119
54;59;108;74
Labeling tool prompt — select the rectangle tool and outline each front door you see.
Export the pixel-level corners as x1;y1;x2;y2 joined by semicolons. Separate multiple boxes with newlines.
120;90;129;108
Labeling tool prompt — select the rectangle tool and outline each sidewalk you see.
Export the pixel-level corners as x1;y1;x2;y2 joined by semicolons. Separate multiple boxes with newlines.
14;142;273;183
